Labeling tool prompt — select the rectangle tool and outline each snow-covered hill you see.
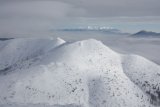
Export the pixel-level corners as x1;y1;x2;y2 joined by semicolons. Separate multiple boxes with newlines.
0;38;160;107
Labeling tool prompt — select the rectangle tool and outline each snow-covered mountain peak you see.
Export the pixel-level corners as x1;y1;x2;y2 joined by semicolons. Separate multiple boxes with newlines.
41;38;118;65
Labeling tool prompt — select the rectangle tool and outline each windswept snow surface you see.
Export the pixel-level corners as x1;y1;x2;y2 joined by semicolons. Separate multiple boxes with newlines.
0;38;160;107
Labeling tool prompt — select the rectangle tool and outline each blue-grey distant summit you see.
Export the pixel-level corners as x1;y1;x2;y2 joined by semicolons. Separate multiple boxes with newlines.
132;30;160;37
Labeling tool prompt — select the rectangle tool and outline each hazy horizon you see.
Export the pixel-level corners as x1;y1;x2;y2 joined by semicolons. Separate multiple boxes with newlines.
0;0;160;37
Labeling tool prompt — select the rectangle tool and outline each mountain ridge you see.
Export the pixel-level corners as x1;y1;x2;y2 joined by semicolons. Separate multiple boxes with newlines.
0;38;159;107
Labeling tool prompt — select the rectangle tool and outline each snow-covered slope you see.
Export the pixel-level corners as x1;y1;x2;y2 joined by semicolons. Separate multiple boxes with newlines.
0;38;160;107
122;55;160;105
0;37;65;73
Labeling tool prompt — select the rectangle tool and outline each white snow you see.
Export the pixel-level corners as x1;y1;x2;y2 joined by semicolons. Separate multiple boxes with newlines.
0;37;159;107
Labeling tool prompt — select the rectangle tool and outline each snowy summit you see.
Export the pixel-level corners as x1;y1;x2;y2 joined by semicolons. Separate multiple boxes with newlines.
0;38;160;107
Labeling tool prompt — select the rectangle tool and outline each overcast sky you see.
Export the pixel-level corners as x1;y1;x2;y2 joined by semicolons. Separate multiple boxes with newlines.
59;0;160;17
0;0;160;37
0;0;160;18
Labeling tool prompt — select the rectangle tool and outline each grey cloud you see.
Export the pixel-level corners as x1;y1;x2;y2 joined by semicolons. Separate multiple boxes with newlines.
0;0;86;37
0;0;84;19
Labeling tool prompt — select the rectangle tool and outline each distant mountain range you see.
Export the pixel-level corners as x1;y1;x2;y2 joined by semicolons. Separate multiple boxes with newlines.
54;26;129;35
58;26;119;31
132;30;160;37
